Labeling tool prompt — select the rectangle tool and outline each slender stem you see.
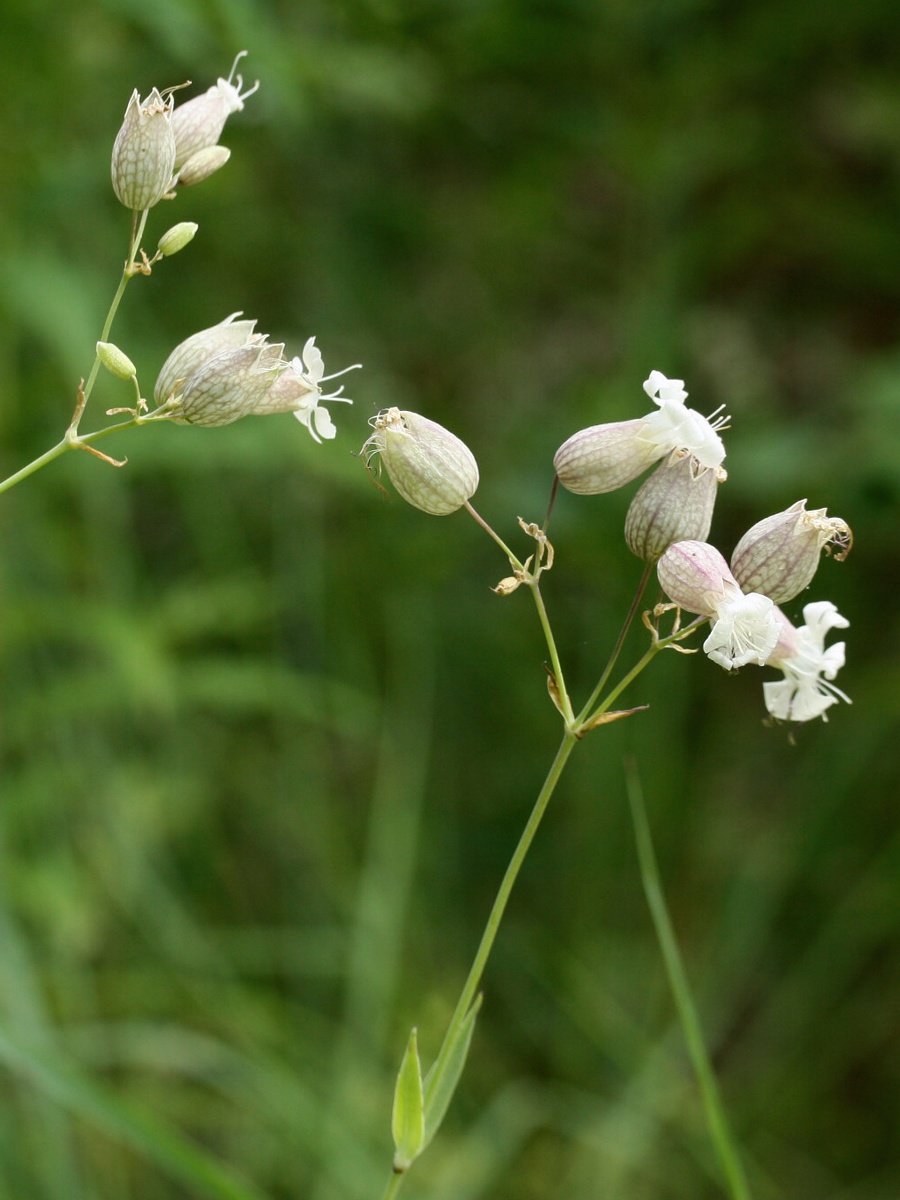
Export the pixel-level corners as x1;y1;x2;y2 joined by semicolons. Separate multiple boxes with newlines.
444;731;577;1033
71;207;150;434
0;206;156;497
463;500;524;571
463;501;573;721
625;765;753;1200
0;411;172;497
382;730;579;1200
576;561;654;724
529;583;575;724
378;1170;404;1200
0;439;73;495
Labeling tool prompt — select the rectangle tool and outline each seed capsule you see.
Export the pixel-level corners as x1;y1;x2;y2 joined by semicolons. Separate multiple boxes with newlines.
364;408;479;516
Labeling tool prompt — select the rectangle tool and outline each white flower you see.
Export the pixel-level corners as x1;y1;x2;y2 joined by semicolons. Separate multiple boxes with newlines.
763;601;851;722
703;588;780;669
657;540;781;669
254;336;359;442
640;370;729;469
171;51;260;171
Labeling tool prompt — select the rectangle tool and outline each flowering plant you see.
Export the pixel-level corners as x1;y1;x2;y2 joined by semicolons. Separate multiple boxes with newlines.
0;55;856;1200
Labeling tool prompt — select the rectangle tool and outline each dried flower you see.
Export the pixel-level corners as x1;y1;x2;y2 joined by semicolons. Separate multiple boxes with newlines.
364;408;479;515
731;500;853;604
554;371;728;495
624;449;725;563
254;337;359;442
171;51;259;173
764;601;850;722
111;87;176;211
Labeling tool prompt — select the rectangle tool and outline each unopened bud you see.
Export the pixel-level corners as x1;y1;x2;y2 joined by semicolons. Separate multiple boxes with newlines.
730;500;853;604
157;222;198;257
96;341;136;380
111;88;176;211
177;145;231;187
625;450;724;563
364;408;479;516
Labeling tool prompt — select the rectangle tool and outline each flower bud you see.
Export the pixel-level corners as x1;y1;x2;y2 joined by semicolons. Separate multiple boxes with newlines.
364;408;479;515
730;500;853;604
111;87;176;211
171;52;259;171
177;145;231;187
154;313;262;405
624;450;725;563
176;342;286;427
96;341;136;381
157;222;198;257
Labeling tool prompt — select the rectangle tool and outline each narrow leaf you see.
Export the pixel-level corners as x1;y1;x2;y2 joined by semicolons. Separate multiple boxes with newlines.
391;1027;425;1171
422;994;482;1148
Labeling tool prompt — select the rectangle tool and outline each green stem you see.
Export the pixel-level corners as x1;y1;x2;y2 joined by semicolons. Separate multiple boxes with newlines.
625;765;753;1200
378;1171;404;1200
79;209;150;424
446;731;576;1032
462;501;573;722
463;500;524;571
0;412;171;496
530;583;575;725
381;730;579;1200
576;561;654;724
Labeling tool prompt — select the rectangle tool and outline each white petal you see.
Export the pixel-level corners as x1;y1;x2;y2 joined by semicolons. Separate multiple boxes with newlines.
704;592;780;669
301;337;325;384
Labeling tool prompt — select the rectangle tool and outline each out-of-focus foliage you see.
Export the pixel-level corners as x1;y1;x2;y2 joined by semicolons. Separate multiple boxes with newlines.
0;0;898;1198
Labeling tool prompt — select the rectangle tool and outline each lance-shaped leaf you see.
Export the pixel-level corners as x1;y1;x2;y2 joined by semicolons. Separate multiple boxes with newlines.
391;1028;425;1172
422;994;483;1149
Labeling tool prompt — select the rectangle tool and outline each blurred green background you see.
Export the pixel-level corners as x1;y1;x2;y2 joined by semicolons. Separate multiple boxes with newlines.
1;1;898;1197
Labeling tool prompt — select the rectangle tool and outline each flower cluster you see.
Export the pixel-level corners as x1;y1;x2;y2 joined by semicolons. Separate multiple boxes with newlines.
362;370;853;724
656;506;852;723
154;314;358;440
111;53;259;212
551;371;853;723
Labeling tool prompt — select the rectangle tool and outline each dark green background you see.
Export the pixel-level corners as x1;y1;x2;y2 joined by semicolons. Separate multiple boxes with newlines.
1;1;898;1197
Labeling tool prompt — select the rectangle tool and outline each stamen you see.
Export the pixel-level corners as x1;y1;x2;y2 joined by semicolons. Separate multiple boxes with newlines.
320;363;363;384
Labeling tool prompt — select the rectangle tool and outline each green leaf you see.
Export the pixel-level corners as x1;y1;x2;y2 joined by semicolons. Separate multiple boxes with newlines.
391;1027;425;1171
422;994;482;1149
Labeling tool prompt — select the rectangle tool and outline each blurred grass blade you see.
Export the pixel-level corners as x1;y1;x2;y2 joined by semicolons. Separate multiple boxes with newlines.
0;1026;269;1200
391;1027;425;1170
422;993;483;1149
